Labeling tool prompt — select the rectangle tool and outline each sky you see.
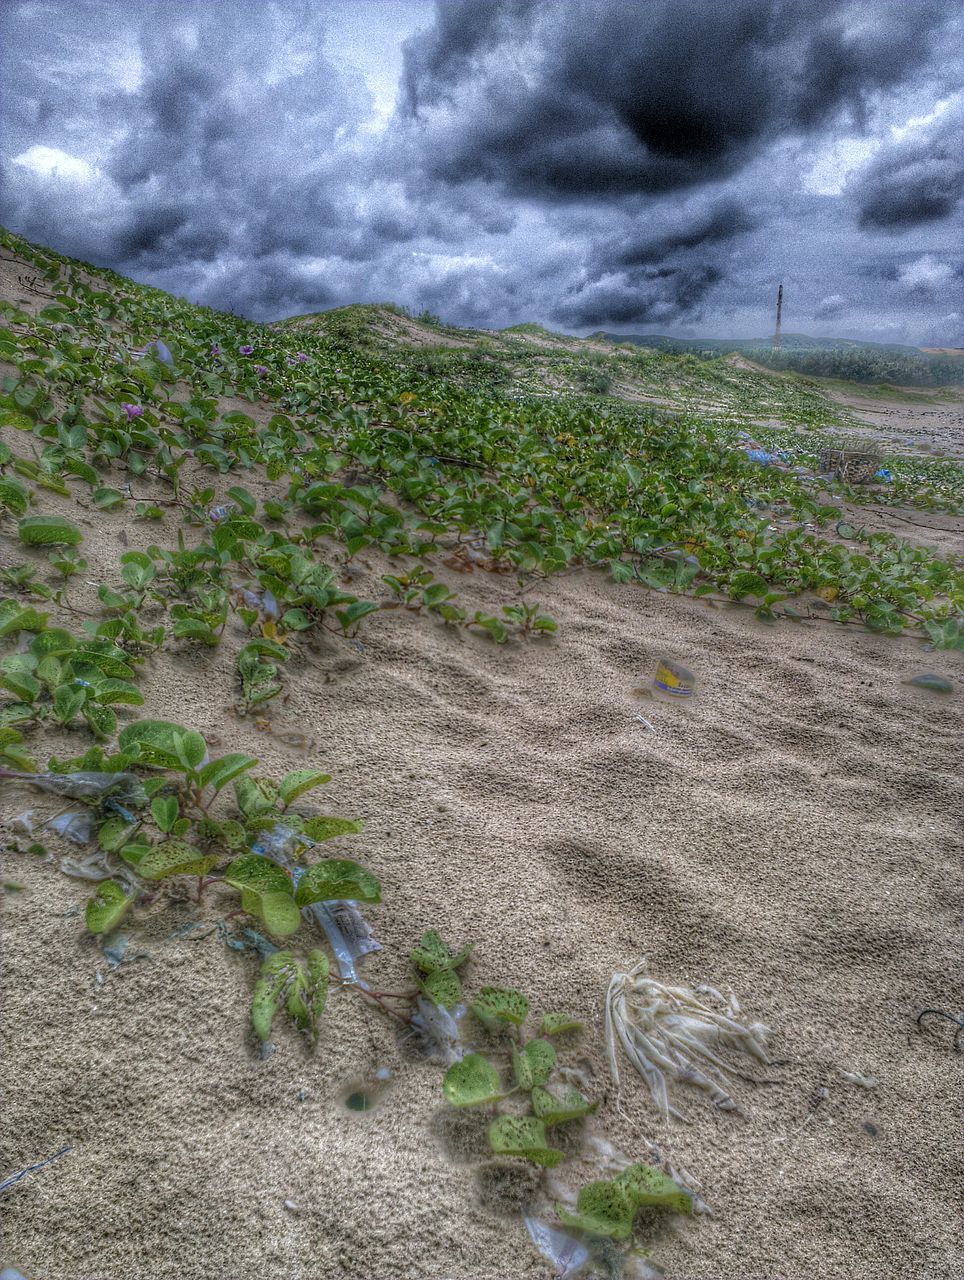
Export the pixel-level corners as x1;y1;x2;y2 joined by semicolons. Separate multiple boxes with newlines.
0;0;961;344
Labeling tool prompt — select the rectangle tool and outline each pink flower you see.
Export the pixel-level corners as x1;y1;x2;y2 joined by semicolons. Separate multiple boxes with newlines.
120;403;143;420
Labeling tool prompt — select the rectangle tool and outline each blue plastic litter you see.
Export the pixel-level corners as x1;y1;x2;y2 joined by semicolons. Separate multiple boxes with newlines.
746;449;781;465
875;468;893;482
148;339;174;367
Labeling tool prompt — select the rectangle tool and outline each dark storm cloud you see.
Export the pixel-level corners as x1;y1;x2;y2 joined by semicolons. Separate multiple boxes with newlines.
849;100;964;230
0;0;961;340
556;263;723;329
604;200;758;271
400;0;952;199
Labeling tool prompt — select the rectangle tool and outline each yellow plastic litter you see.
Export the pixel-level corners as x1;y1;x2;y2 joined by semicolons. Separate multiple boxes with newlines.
653;658;696;699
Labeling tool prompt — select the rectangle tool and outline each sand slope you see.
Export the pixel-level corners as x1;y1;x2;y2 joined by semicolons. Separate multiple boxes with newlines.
2;550;962;1279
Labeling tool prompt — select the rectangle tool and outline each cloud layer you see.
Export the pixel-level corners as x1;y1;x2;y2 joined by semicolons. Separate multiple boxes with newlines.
0;0;961;342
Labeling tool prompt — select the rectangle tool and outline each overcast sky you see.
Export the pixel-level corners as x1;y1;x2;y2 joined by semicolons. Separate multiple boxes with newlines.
1;0;961;343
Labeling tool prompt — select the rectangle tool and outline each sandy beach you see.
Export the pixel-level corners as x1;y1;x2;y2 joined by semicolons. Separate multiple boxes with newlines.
2;534;962;1279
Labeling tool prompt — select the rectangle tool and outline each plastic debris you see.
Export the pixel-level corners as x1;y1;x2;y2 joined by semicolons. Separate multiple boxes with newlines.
652;657;696;700
0;1145;71;1196
48;810;95;846
915;1007;964;1051
874;468;893;482
906;673;954;694
307;900;377;982
250;823;307;861
283;1199;301;1213
605;959;772;1119
409;996;466;1064
839;1070;877;1089
218;922;279;959
745;448;783;466
0;1269;31;1279
10;810;34;834
233;584;281;619
524;1215;589;1278
256;825;380;981
0;770;147;809
208;503;237;523
168;921;216;941
149;339;173;367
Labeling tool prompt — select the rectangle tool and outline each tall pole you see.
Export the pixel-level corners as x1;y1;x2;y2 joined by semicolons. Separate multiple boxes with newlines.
774;282;783;348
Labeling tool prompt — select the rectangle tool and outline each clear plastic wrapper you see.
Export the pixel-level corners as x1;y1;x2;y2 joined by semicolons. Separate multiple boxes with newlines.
48;810;95;845
254;825;380;981
523;1216;589;1278
409;996;465;1064
0;769;147;809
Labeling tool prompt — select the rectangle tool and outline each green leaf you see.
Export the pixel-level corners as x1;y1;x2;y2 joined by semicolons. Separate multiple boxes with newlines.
85;880;132;935
300;815;364;842
615;1164;693;1214
294;858;380;906
512;1038;556;1089
118;720;207;771
98;817;133;853
53;682;87;723
198;753;257;793
256;890;302;937
82;702;117;739
410;929;472;974
556;1181;636;1240
226;485;257;516
335;600;379;631
29;628;75;658
120;551;156;590
0;603;49;637
1;667;41;703
18;515;83;546
488;1116;564;1168
251;951;293;1041
234;774;278;820
224;853;301;936
442;1054;504;1107
540;1012;583;1036
93;487;125;511
472;985;529;1029
0;477;29;515
278;768;331;807
417;967;462;1010
307;948;329;1031
150;795;180;832
172;617;220;646
531;1085;596;1126
131;840;217;880
92;679;144;706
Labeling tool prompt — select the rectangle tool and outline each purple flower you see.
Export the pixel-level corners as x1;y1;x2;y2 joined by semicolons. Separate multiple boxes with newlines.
120;403;143;421
254;365;269;376
238;344;254;356
286;357;297;366
295;352;308;362
210;343;221;356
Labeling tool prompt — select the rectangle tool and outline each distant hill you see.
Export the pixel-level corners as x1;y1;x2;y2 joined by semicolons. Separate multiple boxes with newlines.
591;331;964;387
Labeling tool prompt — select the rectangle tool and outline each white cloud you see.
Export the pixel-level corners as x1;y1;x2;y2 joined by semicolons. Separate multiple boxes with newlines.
801;137;878;196
11;145;96;182
897;254;954;292
890;93;957;141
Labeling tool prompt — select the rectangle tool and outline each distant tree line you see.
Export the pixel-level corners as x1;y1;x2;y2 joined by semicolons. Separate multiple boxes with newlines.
737;345;962;387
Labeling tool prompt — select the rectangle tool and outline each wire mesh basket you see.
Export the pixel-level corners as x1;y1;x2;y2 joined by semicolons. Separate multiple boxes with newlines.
818;446;881;484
